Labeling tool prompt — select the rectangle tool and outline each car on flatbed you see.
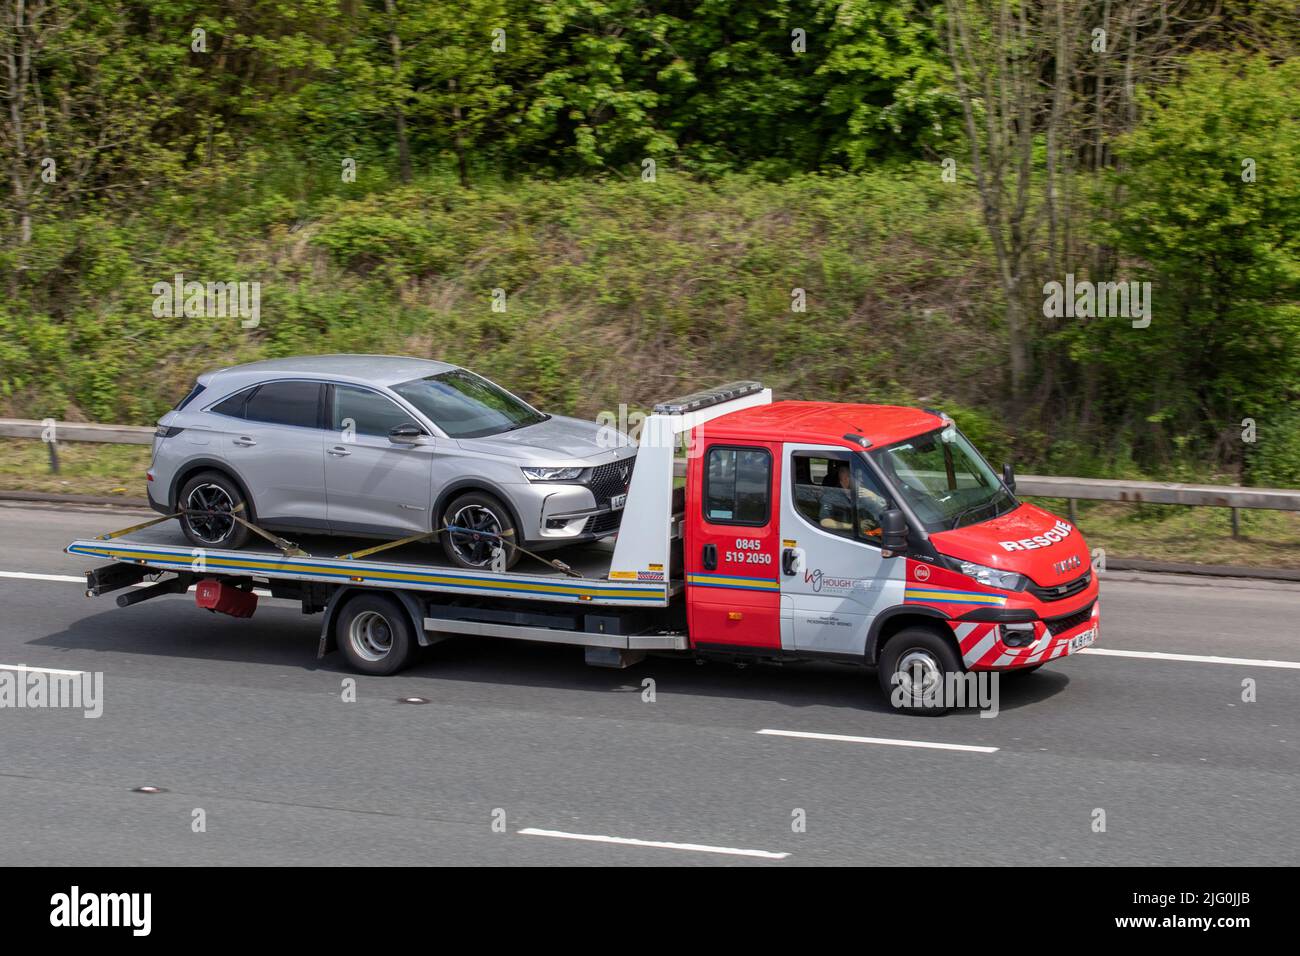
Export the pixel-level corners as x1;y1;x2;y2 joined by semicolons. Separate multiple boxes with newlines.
147;355;635;570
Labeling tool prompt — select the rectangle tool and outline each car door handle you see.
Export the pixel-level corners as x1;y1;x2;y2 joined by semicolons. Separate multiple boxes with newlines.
702;543;718;571
781;548;799;576
232;437;256;447
328;446;351;457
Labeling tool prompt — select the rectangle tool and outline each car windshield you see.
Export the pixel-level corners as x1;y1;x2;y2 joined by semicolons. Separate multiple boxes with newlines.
871;426;1016;532
392;369;548;439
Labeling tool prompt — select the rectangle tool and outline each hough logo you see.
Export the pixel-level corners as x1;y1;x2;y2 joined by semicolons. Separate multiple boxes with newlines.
50;886;151;936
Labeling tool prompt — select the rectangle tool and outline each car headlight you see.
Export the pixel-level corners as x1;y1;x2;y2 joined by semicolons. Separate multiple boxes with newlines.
521;466;587;482
958;560;1026;591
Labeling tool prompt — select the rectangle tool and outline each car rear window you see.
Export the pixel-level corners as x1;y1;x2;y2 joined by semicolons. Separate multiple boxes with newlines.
174;382;206;410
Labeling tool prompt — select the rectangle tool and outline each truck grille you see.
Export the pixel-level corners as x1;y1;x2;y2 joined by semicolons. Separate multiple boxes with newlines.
1045;601;1095;635
589;457;634;507
1028;570;1091;602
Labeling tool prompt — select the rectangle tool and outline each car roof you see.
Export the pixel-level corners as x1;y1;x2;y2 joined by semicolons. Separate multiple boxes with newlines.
707;400;945;450
200;354;458;389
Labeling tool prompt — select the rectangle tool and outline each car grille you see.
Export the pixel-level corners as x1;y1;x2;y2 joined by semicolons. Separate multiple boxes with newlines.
585;510;623;537
1045;601;1095;636
589;457;635;507
1028;570;1091;602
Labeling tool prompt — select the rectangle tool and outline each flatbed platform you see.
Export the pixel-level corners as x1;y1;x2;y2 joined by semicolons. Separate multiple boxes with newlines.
67;524;676;608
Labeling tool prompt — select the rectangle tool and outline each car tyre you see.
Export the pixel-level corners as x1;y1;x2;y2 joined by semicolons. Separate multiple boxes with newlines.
877;627;963;715
336;593;417;676
178;470;251;551
441;492;521;571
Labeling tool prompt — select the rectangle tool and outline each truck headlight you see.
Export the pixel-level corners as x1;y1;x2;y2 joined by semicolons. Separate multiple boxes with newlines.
958;560;1026;591
521;466;586;482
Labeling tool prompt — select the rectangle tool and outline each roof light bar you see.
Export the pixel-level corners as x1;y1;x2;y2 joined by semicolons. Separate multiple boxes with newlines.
653;381;763;416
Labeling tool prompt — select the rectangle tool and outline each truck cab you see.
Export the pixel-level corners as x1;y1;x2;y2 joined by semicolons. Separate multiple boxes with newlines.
679;399;1100;710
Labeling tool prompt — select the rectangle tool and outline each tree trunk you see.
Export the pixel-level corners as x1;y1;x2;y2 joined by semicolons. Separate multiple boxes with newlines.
384;0;412;184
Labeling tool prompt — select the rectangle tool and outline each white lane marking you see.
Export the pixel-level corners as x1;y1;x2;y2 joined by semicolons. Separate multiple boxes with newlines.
1079;647;1300;670
0;663;89;676
0;571;84;583
757;728;998;754
517;827;789;860
0;570;272;597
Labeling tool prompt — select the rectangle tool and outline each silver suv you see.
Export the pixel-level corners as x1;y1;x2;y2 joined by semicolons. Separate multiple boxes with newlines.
147;355;635;569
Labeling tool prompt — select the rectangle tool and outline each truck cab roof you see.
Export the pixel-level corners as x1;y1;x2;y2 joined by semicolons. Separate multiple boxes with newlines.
706;400;945;450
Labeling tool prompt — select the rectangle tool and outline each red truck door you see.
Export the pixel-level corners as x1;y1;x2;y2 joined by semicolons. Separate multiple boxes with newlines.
684;439;782;650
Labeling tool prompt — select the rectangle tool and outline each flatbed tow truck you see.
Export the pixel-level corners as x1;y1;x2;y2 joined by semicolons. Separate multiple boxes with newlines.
67;382;1100;712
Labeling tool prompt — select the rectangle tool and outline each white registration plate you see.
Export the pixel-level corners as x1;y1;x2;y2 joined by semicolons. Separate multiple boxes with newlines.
1069;628;1097;653
610;494;627;510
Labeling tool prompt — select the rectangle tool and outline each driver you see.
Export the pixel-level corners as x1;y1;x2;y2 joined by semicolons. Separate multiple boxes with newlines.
819;462;887;535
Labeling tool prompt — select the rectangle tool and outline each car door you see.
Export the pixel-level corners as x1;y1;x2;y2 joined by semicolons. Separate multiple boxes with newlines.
221;380;328;528
684;441;782;651
779;446;903;655
324;384;435;535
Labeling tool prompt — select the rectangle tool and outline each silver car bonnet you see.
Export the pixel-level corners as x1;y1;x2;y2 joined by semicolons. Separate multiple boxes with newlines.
454;414;633;464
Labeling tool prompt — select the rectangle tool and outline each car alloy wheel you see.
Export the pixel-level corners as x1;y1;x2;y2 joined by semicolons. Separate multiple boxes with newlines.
447;503;506;568
184;482;237;545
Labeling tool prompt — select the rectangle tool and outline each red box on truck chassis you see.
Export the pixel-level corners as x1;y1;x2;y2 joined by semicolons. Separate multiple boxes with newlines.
69;381;1098;714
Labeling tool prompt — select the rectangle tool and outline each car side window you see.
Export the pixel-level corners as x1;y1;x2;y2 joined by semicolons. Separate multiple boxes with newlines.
210;387;254;419
791;452;891;545
703;446;771;526
241;381;323;429
332;385;418;438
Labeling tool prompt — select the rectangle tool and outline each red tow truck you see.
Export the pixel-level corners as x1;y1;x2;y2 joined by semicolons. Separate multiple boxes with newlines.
68;382;1099;712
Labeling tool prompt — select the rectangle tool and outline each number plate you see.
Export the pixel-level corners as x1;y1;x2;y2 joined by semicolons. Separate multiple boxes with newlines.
610;494;627;510
1069;628;1096;653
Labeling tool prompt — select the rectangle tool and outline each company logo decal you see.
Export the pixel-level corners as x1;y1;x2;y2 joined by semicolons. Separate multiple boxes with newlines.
1053;555;1082;575
999;519;1074;552
914;564;931;582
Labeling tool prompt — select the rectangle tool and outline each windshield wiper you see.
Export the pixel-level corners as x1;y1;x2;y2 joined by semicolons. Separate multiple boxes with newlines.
947;491;1007;530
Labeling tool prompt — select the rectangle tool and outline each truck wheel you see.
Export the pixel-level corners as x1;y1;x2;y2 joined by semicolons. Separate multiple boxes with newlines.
179;470;251;550
441;492;521;571
336;593;417;676
877;628;962;715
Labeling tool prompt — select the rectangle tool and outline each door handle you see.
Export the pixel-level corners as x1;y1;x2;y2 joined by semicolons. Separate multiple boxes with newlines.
702;543;718;571
232;437;256;447
328;446;351;457
782;548;799;576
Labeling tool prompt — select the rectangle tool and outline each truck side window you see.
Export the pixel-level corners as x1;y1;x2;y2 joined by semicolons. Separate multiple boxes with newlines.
703;446;771;526
791;452;890;544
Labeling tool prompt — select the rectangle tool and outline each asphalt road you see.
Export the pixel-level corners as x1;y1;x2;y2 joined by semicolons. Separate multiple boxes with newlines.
2;501;1298;866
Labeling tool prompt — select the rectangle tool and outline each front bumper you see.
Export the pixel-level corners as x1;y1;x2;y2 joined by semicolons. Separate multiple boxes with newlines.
954;599;1100;671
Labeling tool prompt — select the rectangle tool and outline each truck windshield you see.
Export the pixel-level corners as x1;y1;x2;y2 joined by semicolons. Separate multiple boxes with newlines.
393;369;548;438
871;426;1016;532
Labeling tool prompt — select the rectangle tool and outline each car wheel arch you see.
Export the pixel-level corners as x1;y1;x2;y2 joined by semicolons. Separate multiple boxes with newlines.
170;458;257;522
432;479;526;540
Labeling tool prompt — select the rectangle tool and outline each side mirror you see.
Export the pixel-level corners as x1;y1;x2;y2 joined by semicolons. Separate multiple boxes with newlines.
1001;462;1017;493
880;508;909;553
388;423;427;445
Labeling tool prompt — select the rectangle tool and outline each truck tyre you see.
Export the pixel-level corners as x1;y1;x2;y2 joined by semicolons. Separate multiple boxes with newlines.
336;593;417;676
441;492;521;571
178;470;251;551
877;627;962;715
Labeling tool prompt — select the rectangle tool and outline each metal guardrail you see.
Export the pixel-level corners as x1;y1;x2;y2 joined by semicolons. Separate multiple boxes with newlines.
3;418;1297;530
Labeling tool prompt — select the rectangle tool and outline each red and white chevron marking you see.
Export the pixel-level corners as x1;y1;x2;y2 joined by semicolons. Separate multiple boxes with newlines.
949;601;1099;671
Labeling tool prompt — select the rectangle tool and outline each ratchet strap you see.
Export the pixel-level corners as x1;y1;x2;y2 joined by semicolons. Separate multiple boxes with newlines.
335;524;583;579
96;504;307;558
